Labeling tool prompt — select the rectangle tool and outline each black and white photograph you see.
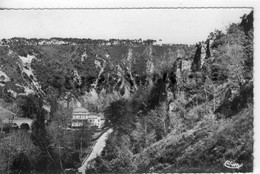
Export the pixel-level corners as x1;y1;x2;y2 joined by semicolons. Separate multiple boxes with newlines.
0;0;257;173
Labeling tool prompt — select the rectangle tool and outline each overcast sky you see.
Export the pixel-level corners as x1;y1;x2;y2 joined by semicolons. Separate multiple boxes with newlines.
0;8;252;44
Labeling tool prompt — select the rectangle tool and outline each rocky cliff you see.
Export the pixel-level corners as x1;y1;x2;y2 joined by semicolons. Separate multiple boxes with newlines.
0;39;196;114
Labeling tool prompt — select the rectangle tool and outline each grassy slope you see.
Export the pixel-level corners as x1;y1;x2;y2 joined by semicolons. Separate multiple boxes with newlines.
133;103;253;173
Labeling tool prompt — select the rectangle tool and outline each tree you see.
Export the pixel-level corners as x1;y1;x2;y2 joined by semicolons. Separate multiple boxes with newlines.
104;99;136;134
0;131;41;173
147;105;168;139
11;152;31;174
131;121;156;154
216;24;247;88
208;29;225;48
243;29;253;76
16;94;40;119
74;124;93;150
29;95;60;172
46;119;86;170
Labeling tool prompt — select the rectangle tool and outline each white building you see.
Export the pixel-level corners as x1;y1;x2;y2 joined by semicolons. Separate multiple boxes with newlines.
71;107;105;129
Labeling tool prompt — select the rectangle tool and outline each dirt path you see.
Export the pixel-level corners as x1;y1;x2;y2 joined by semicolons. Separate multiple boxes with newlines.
78;128;113;174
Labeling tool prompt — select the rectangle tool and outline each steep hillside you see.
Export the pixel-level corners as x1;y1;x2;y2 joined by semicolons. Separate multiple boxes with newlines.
85;11;253;173
0;40;195;113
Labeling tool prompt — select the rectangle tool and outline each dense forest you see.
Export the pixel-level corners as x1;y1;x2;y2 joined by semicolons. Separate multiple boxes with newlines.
0;11;253;173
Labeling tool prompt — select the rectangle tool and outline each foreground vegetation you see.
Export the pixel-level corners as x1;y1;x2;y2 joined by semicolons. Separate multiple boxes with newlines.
0;94;97;173
86;11;253;173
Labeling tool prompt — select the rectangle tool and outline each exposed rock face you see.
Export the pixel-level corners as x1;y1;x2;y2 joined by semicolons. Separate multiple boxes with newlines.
240;11;253;34
1;40;192;111
191;44;202;72
0;38;201;114
181;59;192;72
206;39;212;58
214;81;253;118
191;40;211;72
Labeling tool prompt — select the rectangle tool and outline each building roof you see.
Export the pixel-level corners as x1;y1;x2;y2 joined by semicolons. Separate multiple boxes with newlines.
73;107;89;113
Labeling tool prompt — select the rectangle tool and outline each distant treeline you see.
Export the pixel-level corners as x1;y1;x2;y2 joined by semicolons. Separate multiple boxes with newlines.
1;37;161;46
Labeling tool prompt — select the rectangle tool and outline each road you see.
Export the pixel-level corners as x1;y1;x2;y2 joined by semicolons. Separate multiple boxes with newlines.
78;128;113;174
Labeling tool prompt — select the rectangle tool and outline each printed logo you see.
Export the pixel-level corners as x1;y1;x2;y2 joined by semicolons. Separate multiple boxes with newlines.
224;160;243;169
